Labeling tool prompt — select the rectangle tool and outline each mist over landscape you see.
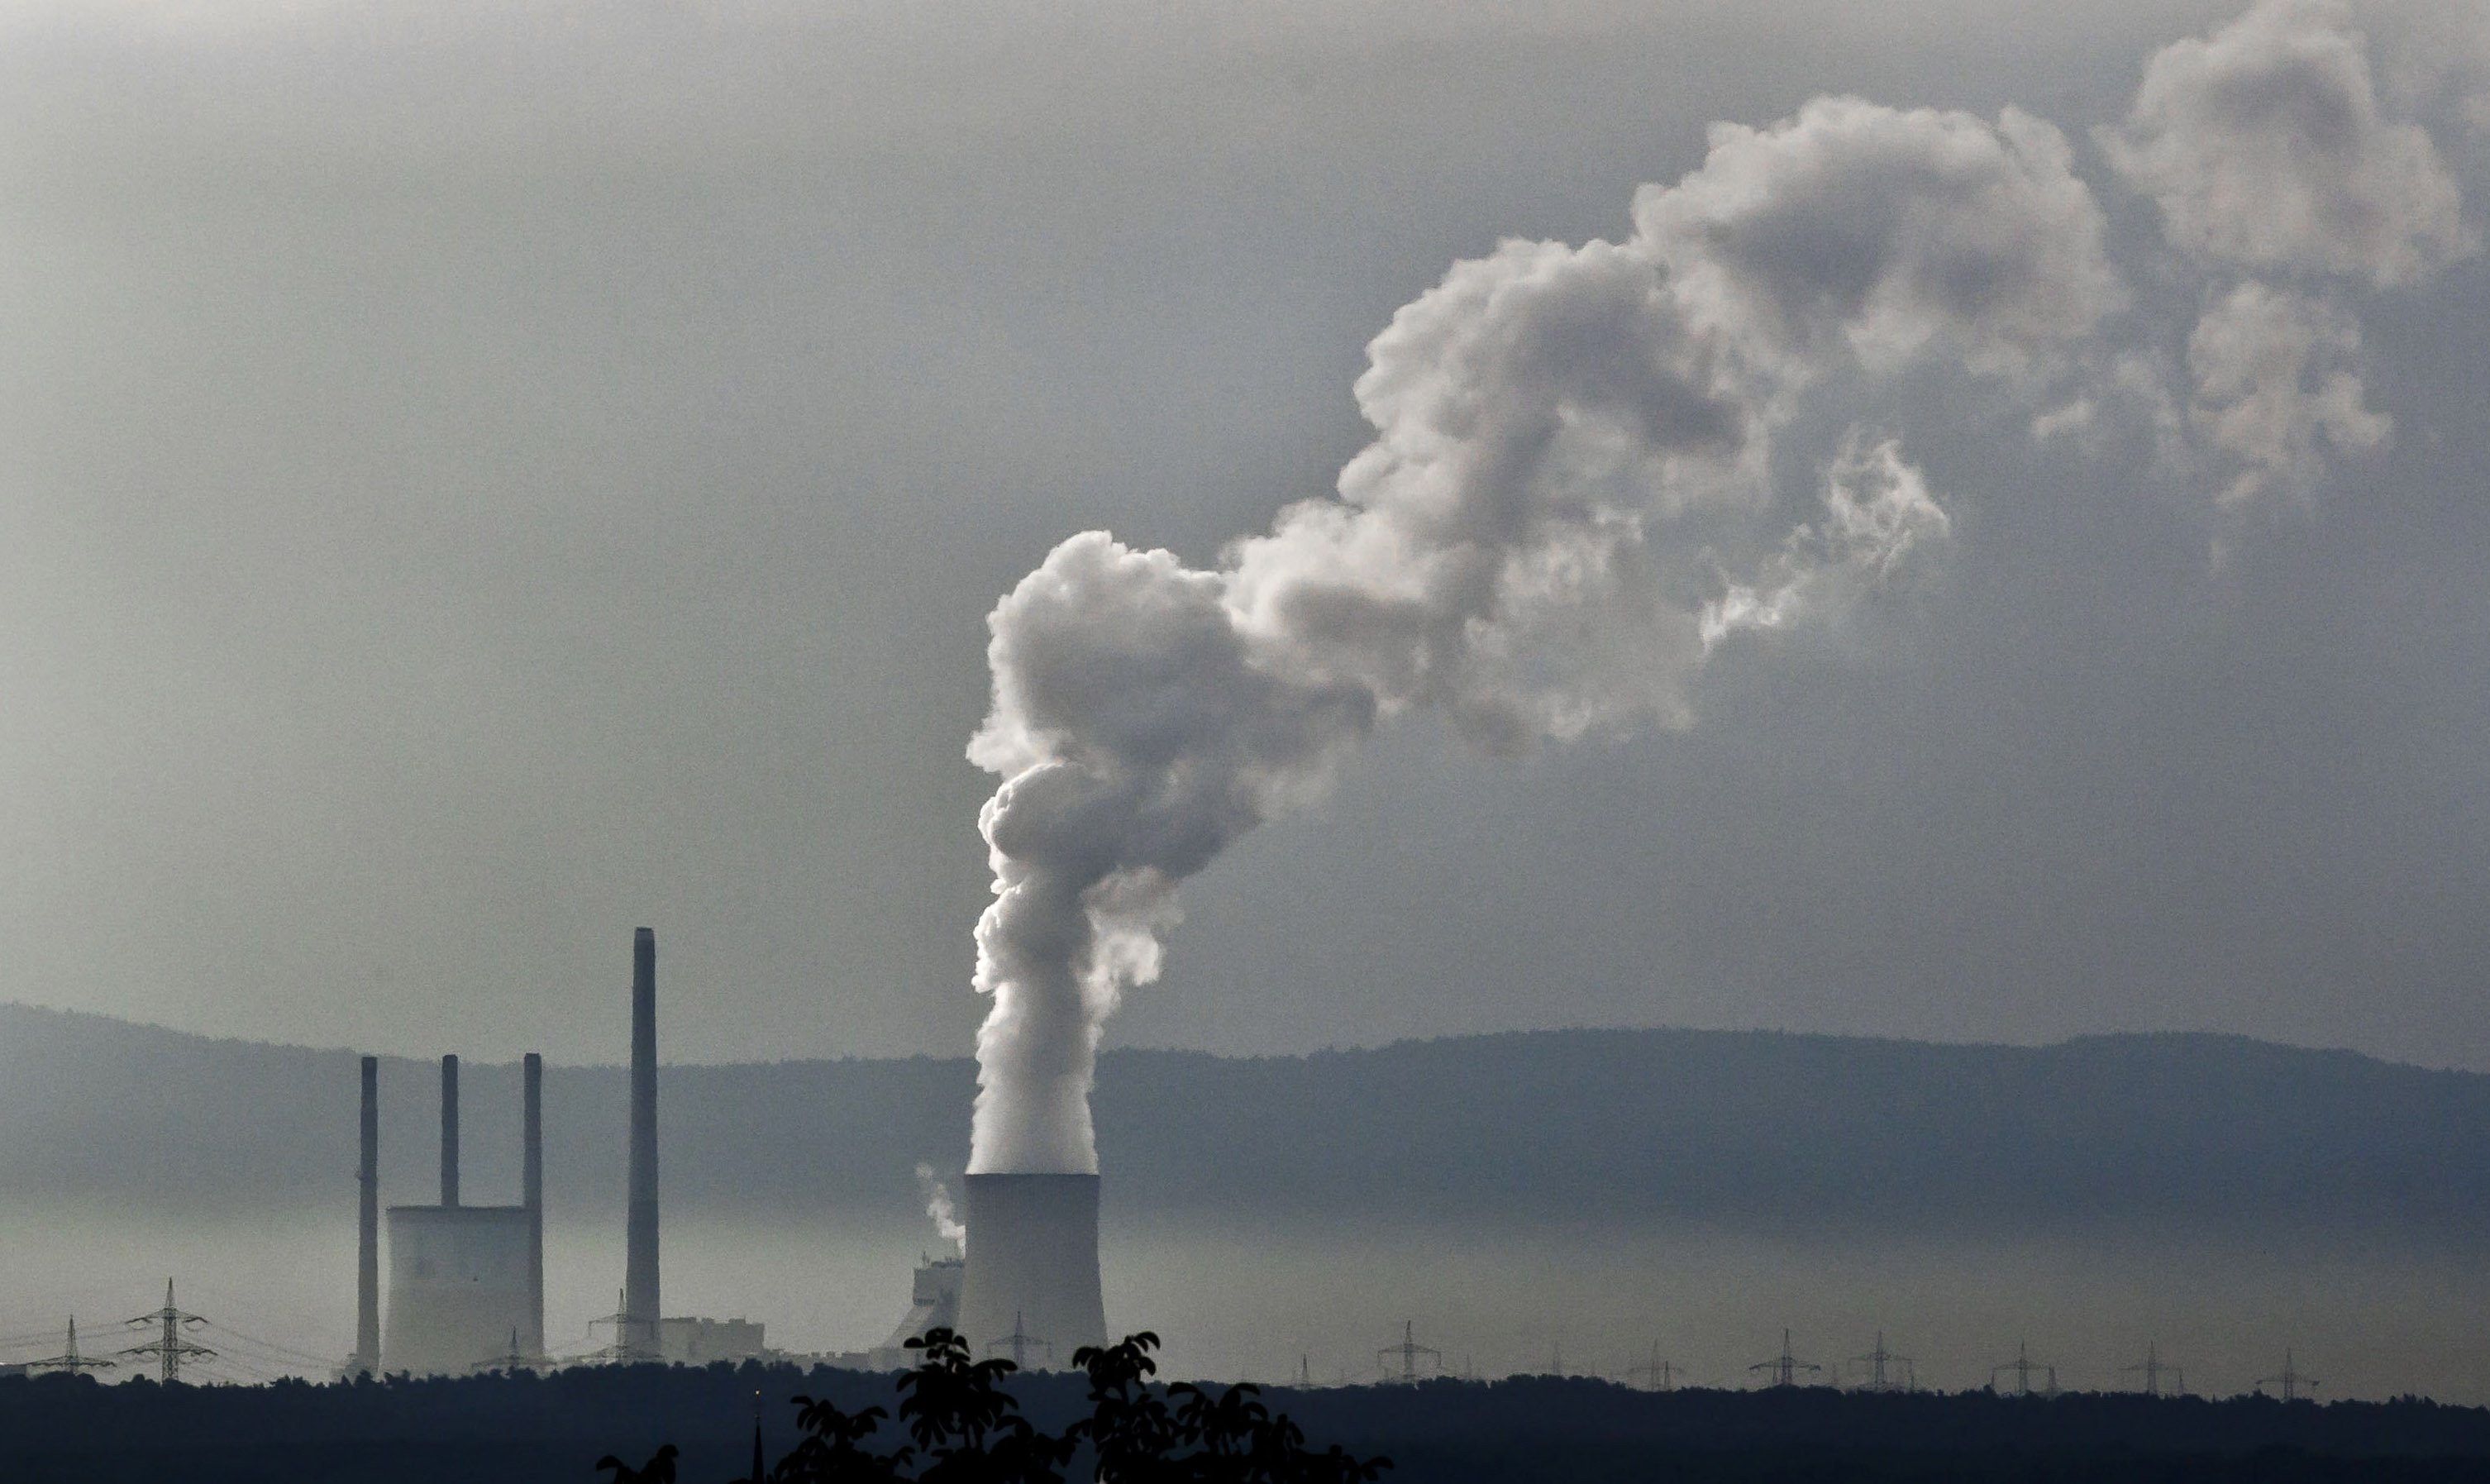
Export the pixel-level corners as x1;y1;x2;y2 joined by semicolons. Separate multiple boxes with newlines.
8;1003;2490;1400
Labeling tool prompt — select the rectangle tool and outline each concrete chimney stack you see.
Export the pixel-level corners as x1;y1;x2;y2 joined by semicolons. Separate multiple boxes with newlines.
623;928;660;1360
956;1173;1108;1367
355;1054;379;1376
523;1051;545;1358
440;1054;460;1209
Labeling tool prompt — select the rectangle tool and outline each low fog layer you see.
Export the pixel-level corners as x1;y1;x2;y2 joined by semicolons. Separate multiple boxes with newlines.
5;1006;2490;1398
6;1004;2485;1235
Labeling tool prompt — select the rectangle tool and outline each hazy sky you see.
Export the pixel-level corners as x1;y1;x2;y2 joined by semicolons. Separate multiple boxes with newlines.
5;0;2489;1071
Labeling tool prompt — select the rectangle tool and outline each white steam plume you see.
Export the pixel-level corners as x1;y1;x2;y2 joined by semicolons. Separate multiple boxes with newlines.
964;96;2122;1174
915;1162;966;1254
2104;0;2478;522
962;2;2487;1172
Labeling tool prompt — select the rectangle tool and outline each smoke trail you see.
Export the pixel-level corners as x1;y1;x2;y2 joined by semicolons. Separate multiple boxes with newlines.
963;96;2125;1174
962;2;2481;1174
915;1162;966;1254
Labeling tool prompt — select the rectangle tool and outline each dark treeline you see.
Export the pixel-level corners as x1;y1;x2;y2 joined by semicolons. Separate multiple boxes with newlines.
7;1364;2490;1483
7;1003;2490;1233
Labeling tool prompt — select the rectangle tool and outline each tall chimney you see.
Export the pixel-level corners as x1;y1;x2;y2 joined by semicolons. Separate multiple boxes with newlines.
355;1054;379;1376
440;1054;460;1208
523;1051;545;1358
623;928;660;1360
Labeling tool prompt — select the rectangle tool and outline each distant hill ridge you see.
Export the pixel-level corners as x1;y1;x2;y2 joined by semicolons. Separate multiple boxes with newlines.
1;1003;2482;1234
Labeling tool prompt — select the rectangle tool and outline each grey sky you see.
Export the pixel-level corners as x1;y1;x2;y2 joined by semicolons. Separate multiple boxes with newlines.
5;0;2488;1071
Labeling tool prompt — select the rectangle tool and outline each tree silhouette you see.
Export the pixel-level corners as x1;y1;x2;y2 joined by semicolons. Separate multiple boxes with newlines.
771;1396;911;1483
896;1329;1072;1484
595;1443;680;1484
601;1330;1385;1484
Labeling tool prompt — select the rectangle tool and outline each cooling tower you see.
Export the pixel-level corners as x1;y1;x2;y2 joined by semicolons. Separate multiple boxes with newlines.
355;1055;379;1376
622;927;661;1360
956;1173;1106;1367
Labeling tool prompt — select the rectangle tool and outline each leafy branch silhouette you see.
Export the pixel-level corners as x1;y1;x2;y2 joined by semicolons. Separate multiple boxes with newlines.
608;1329;1389;1484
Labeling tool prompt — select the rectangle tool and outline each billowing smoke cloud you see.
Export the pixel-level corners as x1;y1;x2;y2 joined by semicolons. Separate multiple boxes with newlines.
2186;281;2391;513
961;0;2485;1174
2105;0;2478;521
915;1162;966;1254
964;97;2121;1174
2104;0;2472;285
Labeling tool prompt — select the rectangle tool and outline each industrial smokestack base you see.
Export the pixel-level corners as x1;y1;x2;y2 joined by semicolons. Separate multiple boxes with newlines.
622;927;661;1360
956;1173;1106;1367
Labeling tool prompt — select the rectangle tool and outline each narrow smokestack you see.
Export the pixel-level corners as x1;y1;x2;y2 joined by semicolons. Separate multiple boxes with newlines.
355;1054;379;1376
522;1051;545;1358
956;1173;1107;1368
623;928;660;1360
440;1054;460;1209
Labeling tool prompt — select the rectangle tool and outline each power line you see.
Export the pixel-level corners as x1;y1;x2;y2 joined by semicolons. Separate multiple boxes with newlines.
2122;1341;2183;1398
990;1311;1052;1371
2257;1350;2320;1402
1376;1321;1442;1383
21;1318;114;1377
118;1280;216;1385
1626;1343;1683;1391
1851;1333;1915;1394
1748;1329;1821;1389
1990;1342;2058;1399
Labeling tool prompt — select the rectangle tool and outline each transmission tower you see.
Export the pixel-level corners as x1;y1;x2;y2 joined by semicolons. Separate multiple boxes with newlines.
2257;1350;2320;1402
119;1280;216;1384
1748;1329;1821;1389
584;1288;636;1363
1298;1353;1312;1388
2122;1341;2183;1398
473;1327;537;1376
1376;1321;1442;1383
1626;1343;1682;1391
1990;1341;2058;1398
25;1317;115;1377
990;1311;1052;1371
1852;1332;1915;1394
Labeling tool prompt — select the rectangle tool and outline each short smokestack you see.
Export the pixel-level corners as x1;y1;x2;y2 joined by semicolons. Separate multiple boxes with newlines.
623;928;660;1360
956;1173;1107;1367
355;1054;379;1375
522;1051;545;1358
440;1053;460;1209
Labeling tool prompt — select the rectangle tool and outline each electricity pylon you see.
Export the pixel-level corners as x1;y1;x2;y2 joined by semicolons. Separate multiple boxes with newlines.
119;1280;216;1384
2257;1350;2320;1402
1377;1321;1442;1383
1748;1329;1821;1388
2122;1341;2183;1397
1852;1332;1915;1393
25;1317;114;1376
1627;1343;1683;1391
1990;1341;2057;1397
991;1311;1052;1370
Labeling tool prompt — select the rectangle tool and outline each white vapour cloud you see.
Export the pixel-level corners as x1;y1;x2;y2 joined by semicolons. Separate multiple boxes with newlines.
963;94;2123;1174
1701;436;1953;647
2187;281;2391;513
2098;0;2476;526
2103;0;2474;288
915;1162;966;1254
1642;98;2126;384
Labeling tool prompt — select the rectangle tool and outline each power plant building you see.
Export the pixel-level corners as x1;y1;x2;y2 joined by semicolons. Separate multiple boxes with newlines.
377;1052;547;1377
